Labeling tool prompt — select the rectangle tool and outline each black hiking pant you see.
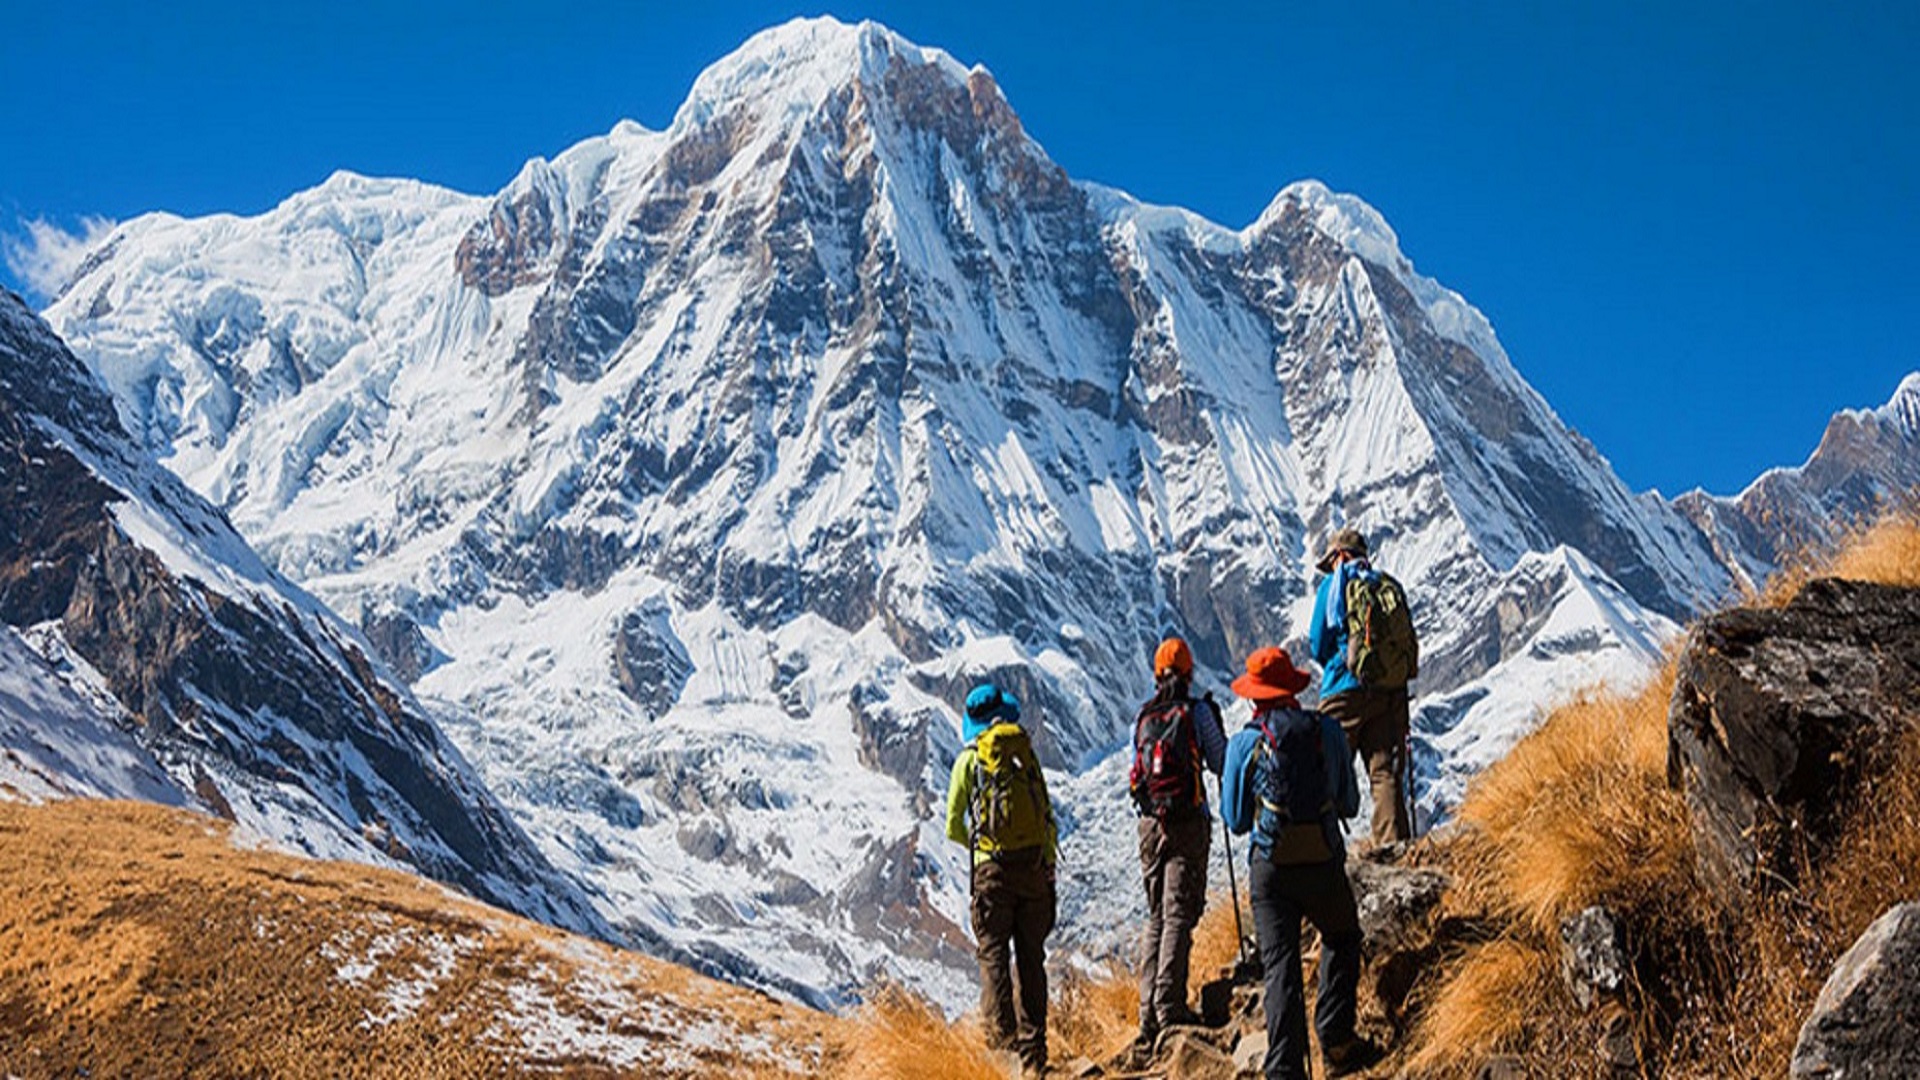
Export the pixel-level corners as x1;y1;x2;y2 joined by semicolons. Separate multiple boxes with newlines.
1323;686;1413;844
971;847;1056;1071
1249;854;1362;1080
1137;811;1211;1037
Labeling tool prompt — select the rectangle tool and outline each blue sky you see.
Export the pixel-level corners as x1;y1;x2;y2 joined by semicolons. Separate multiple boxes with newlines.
4;1;1914;497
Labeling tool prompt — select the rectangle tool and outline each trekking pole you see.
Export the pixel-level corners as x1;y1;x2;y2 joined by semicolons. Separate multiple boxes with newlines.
1402;725;1418;840
1219;776;1248;970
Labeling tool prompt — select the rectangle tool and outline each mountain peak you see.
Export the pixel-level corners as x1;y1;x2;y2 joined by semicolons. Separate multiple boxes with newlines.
1886;371;1920;431
1251;179;1409;273
672;16;974;134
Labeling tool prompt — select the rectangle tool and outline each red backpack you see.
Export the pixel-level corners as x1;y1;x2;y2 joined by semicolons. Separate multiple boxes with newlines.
1129;698;1203;818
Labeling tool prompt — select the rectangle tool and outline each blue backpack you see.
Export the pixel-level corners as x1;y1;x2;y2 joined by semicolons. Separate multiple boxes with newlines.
1223;707;1360;863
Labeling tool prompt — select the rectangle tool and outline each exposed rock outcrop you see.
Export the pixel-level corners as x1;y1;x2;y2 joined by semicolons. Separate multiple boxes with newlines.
1791;902;1920;1079
1559;905;1629;1012
1667;578;1920;895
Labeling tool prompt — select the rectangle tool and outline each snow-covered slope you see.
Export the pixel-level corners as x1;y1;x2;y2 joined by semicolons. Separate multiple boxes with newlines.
0;290;602;936
0;622;189;805
36;16;1865;1006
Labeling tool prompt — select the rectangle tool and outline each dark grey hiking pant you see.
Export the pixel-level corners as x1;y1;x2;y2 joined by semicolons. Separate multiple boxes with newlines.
971;848;1056;1071
1322;686;1413;844
1249;854;1362;1080
1137;812;1211;1037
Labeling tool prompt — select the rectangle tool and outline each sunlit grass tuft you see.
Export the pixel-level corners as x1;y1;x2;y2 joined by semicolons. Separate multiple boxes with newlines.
1453;668;1694;936
835;986;1008;1080
1404;937;1557;1078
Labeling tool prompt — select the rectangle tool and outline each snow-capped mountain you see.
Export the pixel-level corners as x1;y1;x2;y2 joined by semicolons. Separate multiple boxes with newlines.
29;17;1905;1005
0;290;602;936
1676;373;1920;590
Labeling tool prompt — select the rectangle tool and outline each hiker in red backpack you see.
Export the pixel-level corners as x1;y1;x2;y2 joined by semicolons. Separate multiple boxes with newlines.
1127;637;1228;1057
945;682;1057;1077
1309;527;1420;846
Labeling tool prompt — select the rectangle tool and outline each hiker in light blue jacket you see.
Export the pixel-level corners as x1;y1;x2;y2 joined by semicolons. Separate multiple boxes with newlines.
1309;527;1417;845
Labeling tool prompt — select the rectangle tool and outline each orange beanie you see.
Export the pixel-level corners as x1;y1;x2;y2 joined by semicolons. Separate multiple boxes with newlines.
1154;638;1193;679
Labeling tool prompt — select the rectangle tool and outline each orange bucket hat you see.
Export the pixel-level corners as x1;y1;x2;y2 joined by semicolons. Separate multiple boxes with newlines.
1230;646;1312;701
1153;637;1193;679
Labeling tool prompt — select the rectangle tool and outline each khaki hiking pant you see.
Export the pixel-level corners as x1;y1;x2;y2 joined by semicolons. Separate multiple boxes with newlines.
1137;812;1211;1036
1322;687;1413;845
970;848;1056;1071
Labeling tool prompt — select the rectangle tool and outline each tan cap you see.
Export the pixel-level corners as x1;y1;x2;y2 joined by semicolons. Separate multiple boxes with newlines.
1315;527;1369;573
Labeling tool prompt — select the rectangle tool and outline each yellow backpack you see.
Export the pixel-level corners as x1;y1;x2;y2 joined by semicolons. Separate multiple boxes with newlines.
967;723;1052;856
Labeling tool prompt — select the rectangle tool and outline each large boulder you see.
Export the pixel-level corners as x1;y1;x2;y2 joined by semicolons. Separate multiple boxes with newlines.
1791;903;1920;1079
1349;855;1453;1034
1667;578;1920;895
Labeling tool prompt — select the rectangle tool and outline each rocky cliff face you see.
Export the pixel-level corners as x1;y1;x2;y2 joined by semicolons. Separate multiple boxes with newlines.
1669;577;1920;894
29;17;1915;1005
0;291;601;935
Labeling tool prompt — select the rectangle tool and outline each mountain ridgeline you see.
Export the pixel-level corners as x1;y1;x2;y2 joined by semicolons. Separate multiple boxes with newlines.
0;292;603;936
19;17;1920;1006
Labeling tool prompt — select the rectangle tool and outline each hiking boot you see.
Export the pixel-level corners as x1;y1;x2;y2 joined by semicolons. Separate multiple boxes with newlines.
1324;1036;1385;1076
1158;1003;1205;1029
1104;1040;1152;1075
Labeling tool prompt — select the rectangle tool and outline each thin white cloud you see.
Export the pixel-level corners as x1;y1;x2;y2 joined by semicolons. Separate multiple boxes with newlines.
3;215;118;302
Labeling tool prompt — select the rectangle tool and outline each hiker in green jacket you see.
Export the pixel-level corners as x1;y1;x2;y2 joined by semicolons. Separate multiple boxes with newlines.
945;682;1058;1077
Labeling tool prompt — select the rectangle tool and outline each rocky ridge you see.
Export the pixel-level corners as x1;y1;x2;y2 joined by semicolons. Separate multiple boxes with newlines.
0;290;601;935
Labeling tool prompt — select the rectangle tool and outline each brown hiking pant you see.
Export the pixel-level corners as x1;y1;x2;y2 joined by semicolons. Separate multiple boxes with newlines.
1322;687;1413;844
971;848;1056;1070
1137;812;1211;1035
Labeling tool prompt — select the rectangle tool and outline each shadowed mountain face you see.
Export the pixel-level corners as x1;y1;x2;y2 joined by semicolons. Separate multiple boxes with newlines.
29;17;1911;1005
0;292;601;936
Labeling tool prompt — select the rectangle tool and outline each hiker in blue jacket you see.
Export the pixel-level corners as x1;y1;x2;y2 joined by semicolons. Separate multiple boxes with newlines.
1222;646;1377;1079
1310;527;1416;845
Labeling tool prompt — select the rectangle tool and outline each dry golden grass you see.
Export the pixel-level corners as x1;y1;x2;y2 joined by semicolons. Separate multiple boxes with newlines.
1761;505;1920;605
1403;937;1556;1076
1821;510;1920;590
1048;961;1140;1065
832;986;1007;1080
1405;666;1697;1078
0;798;835;1079
1452;667;1694;936
1042;886;1254;1065
1189;887;1251;979
1405;508;1920;1079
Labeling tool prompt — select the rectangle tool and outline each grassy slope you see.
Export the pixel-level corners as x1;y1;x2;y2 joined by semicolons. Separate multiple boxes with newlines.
0;798;837;1078
6;518;1910;1079
1405;512;1920;1078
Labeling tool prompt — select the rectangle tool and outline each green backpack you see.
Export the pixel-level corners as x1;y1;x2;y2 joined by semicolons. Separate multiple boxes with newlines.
1344;570;1419;688
967;723;1052;856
